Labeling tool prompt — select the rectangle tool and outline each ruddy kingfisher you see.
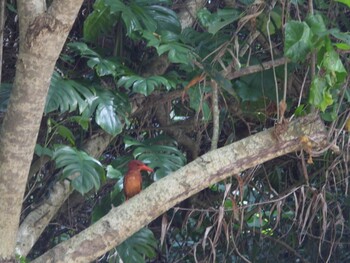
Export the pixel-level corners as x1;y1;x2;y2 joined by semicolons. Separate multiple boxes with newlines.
123;160;154;200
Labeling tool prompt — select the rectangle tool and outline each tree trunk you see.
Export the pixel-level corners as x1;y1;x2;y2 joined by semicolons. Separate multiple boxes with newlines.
0;0;83;260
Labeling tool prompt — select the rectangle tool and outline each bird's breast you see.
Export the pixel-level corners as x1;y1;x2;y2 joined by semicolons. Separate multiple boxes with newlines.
124;173;142;199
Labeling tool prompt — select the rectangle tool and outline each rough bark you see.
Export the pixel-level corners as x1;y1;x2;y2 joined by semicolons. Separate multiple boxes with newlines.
32;114;328;263
0;0;6;82
177;0;206;29
0;0;83;259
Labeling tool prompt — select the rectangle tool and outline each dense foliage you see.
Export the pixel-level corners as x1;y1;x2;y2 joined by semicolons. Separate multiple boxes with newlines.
1;0;350;262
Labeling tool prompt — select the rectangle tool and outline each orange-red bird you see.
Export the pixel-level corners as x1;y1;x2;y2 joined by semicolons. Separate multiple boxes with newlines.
123;160;154;200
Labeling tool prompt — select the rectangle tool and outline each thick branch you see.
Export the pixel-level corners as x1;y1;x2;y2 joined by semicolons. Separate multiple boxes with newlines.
225;57;288;80
32;114;327;263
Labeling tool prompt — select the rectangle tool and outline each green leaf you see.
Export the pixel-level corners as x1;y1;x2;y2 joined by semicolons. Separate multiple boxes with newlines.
56;125;76;146
258;8;282;36
83;0;118;43
146;5;181;35
91;195;113;223
118;75;175;96
334;43;350;50
69;42;124;77
322;49;347;82
106;165;123;179
197;8;241;35
34;144;53;158
93;90;125;136
53;146;104;194
234;69;277;102
188;85;212;122
142;31;161;48
335;0;350;7
157;42;193;64
45;72;96;114
124;135;186;180
67;116;90;131
306;14;327;36
331;31;350;46
117;228;157;263
294;104;307;117
68;42;99;57
309;76;333;112
210;70;236;98
284;21;313;62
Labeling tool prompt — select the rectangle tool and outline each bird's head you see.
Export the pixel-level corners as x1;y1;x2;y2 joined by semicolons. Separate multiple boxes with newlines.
128;160;154;173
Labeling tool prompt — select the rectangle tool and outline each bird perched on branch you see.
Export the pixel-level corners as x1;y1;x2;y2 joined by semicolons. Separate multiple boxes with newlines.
123;160;154;200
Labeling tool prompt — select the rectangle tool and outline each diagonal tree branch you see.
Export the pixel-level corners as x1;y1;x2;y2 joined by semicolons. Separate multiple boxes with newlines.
32;114;328;263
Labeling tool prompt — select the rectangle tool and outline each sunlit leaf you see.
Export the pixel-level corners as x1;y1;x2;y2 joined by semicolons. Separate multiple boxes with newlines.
335;0;350;7
309;76;333;112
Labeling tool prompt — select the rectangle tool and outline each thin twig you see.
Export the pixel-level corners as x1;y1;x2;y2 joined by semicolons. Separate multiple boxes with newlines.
210;80;219;150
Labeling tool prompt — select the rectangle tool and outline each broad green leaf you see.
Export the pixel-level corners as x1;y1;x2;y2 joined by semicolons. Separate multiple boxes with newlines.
321;103;338;121
124;137;144;148
87;57;117;77
142;30;161;48
45;72;96;114
322;49;347;82
96;103;122;136
68;42;99;57
106;165;123;179
91;195;113;223
157;42;193;64
258;8;282;35
69;42;124;77
334;43;350;50
306;14;327;36
210;70;236;98
34;144;53;158
146;5;181;34
284;21;313;62
104;0;180;41
83;0;118;43
105;0;142;36
67;116;90;131
197;8;241;35
129;2;157;33
53;146;104;194
294;105;307;117
188;85;212;122
234;69;277;102
331;31;350;46
335;0;350;7
309;76;333;111
117;228;157;263
124;135;186;180
56;125;76;146
94;90;124;136
118;75;175;96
